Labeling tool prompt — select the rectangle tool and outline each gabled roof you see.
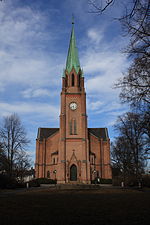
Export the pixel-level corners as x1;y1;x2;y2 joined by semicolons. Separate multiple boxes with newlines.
37;127;109;141
37;128;59;140
88;128;109;141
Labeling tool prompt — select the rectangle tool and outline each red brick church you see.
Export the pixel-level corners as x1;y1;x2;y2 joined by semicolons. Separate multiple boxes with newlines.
35;22;112;184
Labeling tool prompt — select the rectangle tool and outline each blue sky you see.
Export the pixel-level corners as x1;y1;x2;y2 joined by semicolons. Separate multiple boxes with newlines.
0;0;130;164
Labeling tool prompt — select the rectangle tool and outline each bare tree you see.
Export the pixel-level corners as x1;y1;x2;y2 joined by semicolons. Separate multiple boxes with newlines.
89;0;150;109
116;56;150;108
121;0;150;57
115;0;150;109
88;0;115;13
0;114;30;176
88;0;149;26
112;112;147;181
111;136;136;183
14;150;31;182
89;1;150;182
0;142;9;173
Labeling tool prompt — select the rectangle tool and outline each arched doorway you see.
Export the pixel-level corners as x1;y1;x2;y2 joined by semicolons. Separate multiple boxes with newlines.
70;164;77;181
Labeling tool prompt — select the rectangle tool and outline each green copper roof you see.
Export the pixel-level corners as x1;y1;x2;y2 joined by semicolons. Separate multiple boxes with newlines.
65;23;81;75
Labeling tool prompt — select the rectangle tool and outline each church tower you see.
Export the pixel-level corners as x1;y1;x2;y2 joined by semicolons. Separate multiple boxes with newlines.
35;21;112;184
58;21;91;183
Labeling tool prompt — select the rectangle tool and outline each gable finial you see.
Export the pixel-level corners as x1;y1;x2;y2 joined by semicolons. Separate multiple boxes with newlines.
72;14;74;25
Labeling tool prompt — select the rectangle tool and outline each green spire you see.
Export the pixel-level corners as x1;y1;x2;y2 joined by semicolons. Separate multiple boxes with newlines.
65;20;81;75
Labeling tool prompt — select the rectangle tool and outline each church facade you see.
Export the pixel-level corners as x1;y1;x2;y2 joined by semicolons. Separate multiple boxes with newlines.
35;23;112;184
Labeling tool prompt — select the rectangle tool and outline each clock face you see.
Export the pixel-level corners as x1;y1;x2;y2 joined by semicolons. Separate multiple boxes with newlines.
70;102;77;110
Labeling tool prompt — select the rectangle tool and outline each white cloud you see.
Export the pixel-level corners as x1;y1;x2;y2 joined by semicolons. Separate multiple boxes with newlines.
87;28;104;44
90;101;124;114
22;88;51;98
84;51;127;106
0;4;49;46
83;50;127;74
0;2;63;91
0;102;59;119
107;110;127;117
81;27;130;116
0;82;5;92
87;100;104;111
0;52;63;89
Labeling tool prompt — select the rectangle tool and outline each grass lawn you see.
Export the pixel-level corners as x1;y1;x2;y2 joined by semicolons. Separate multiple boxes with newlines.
0;187;150;225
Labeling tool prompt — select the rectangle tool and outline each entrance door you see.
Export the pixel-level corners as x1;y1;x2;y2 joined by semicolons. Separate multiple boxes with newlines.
70;164;77;181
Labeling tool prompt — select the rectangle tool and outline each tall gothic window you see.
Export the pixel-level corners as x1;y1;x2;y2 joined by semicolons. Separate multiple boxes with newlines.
78;74;81;87
66;75;68;87
72;73;75;86
70;119;77;135
74;119;77;135
90;155;95;165
70;121;72;135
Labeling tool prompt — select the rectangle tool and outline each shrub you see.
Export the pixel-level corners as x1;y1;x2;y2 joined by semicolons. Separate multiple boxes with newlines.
28;178;57;187
28;179;40;187
16;182;26;188
112;176;122;186
91;178;112;184
36;178;57;184
0;174;19;189
143;175;150;187
100;178;112;184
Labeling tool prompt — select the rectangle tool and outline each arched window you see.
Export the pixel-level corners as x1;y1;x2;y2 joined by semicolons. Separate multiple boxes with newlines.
53;158;55;164
92;156;94;164
90;155;95;165
70;121;72;135
72;73;75;86
70;119;77;135
70;164;77;181
66;75;68;87
78;74;81;87
47;171;50;178
74;119;77;135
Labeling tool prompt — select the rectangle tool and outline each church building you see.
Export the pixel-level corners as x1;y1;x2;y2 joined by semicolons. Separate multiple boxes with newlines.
35;22;112;184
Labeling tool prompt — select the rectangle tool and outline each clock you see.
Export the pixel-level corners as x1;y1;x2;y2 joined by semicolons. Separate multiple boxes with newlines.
69;102;77;110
